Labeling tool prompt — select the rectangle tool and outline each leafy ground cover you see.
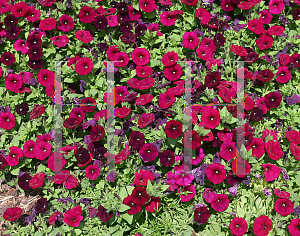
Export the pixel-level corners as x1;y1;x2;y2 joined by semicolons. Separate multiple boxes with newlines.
0;0;300;235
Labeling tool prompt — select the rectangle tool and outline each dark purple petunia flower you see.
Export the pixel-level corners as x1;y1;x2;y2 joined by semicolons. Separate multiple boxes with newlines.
106;170;117;182
286;93;300;105
280;15;289;25
213;152;221;164
80;80;86;93
294;206;300;215
79;198;91;205
35;198;48;213
26;78;38;85
281;168;289;181
135;24;147;37
16;103;29;115
57;197;73;205
25;208;36;225
242;176;251;185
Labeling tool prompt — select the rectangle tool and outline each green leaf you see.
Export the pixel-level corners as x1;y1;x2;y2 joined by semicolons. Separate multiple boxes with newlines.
237;206;245;217
122;213;133;224
11;168;20;175
118;204;131;212
74;229;82;235
119;187;128;201
256;206;266;216
34;232;43;236
90;88;98;97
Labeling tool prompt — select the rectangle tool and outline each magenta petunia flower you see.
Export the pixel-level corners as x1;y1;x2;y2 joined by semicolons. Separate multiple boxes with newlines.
0;0;11;14
229;217;248;236
24;6;41;22
6;146;23;166
200;107;220;129
131;48;150;66
139;0;157;13
253;215;272;236
230;45;248;56
174;170;194;187
11;1;29;17
114;52;130;67
258;10;273;24
246;137;265;158
75;57;94;75
206;163;227;184
78;6;96;23
14;39;28;54
220;142;237;161
5;73;23;92
164;64;183;81
76;30;93;43
138;113;155;128
261;163;281;181
196;45;213;61
203;188;217;203
29;172;45;189
48;152;67;172
50;35;69;48
265;140;284;160
211;194;230;212
133;169;154;186
161;51;178;67
145;196;161;212
136;65;153;78
286;130;300;144
269;0;285;14
288;219;300;236
139;143;159;162
177;184;196;202
57;14;74;32
275;66;291;83
85;165;101;180
248;19;265;35
33;141;52;160
195;7;211;25
274;198;294;216
3;207;22;221
182;32;200;49
37;69;55;87
136;94;153;105
232;157;251;178
256;34;273;50
30;104;45;120
64;205;83;227
39;17;57;31
0;112;16;130
158;90;176;109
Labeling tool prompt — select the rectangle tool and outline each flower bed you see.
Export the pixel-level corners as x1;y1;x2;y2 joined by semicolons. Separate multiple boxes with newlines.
0;0;300;235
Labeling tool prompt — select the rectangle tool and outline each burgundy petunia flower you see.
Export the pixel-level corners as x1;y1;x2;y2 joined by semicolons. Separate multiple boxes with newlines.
261;163;281;181
251;107;264;121
90;125;105;142
85;165;101;180
79;6;96;23
0;155;8;171
28;58;43;70
211;194;230;212
123;195;142;215
259;10;273;24
39;17;56;31
256;69;274;82
18;173;32;190
33;141;52;160
11;1;29;17
70;107;85;123
229;217;248;236
35;197;48;213
136;94;153;105
182;130;201;150
30;104;45;120
94;15;108;29
0;112;15;130
75;147;92;167
133;169;154;186
269;0;285;14
145;196;161;212
274;198;294;216
129;131;145;151
194;206;210;224
253;215;272;236
256;34;273;50
139;143;159;162
139;0;157;13
205;72;221;88
63;117;81;129
182;32;200;49
131;187;150;205
29;172;45;189
1;52;16;66
160;150;175;167
206;163;227;184
57;14;74;32
164;120;182;139
138;113;155;128
264;91;282;108
64;205;83;227
3;207;22;221
75;57;94;75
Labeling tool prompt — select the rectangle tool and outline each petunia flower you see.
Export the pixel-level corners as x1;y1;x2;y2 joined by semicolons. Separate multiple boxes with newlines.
78;6;96;23
206;163;227;184
64;205;83;227
264;91;282;108
261;163;281;181
139;0;157;13
211;194;230;212
229;217;248;236
269;0;285;14
194;206;210;224
3;207;22;221
139;143;159;162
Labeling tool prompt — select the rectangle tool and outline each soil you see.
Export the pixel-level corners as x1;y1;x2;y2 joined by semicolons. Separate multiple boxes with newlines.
0;178;42;235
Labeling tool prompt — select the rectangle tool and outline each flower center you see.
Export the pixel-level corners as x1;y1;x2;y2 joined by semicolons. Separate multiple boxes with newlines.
236;224;240;228
147;150;151;153
11;154;16;157
6;118;9;122
215;170;219;174
263;224;267;229
226;4;229;7
189;38;193;42
170;58;173;61
280;73;284;76
85;12;89;16
252;145;257;148
282;203;286;207
139;55;143;58
209;117;214;121
138;192;142;197
271;98;274;102
64;21;68;25
144;3;148;6
84;65;88;69
172;70;176;74
29;147;33;151
228;148;232;152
